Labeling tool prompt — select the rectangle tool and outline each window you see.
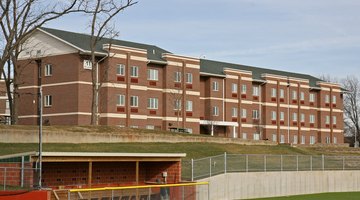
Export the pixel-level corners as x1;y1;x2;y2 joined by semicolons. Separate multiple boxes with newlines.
271;111;276;121
117;94;125;106
325;95;330;103
232;107;238;117
280;112;285;121
130;126;139;129
45;64;52;76
186;73;193;83
280;135;285;144
253;86;259;96
300;92;305;101
325;136;330;144
279;89;284;99
174;71;181;82
326;116;330;124
241;109;247;118
174;99;181;110
300;113;305;122
130;96;138;107
309;93;315;102
241;85;247;94
186;128;193;134
310;115;315;124
292;112;297;121
242;133;247;139
333;116;337;125
186;101;193;112
272;134;277;142
301;135;305;144
213;106;219;116
253;133;260;140
212;81;219;91
44;95;52;107
116;64;125;76
334;137;337;144
271;88;277;97
310;136;315;145
332;95;337;104
147;69;158;80
292;91;297;100
232;83;238;93
146;125;155;130
130;66;139;77
147;98;158;109
83;60;92;69
293;135;298;144
252;110;259;119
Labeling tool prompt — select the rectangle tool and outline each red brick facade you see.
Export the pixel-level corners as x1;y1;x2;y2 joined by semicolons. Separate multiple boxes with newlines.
15;28;345;144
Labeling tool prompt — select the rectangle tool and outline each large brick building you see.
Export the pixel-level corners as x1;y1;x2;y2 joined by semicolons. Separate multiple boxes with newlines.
16;28;344;144
0;79;10;124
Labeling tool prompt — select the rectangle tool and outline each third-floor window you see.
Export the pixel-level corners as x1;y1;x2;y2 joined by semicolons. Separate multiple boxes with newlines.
212;81;219;91
147;98;158;109
252;110;259;119
271;88;277;98
147;69;158;81
271;111;276;120
292;91;297;100
186;73;193;83
232;107;238;117
279;89;284;99
241;85;247;94
300;92;305;101
117;94;125;106
213;106;219;116
232;83;237;93
310;115;315;124
325;95;330;103
130;96;138;107
332;95;337;104
310;93;315;102
253;86;259;96
117;64;125;76
130;66;139;77
45;64;52;76
174;71;181;82
186;101;193;111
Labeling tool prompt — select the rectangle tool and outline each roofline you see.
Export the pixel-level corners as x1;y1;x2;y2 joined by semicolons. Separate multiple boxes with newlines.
34;152;187;158
223;67;252;75
147;59;168;65
316;81;341;87
0;151;36;160
163;53;200;62
253;79;267;83
200;72;226;78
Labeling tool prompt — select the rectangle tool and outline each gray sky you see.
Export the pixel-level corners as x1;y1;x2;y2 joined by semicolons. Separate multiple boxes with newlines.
47;0;360;80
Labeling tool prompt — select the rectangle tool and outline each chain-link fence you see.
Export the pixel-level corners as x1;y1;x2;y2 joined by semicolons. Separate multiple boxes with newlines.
186;153;360;181
64;182;209;200
0;167;36;191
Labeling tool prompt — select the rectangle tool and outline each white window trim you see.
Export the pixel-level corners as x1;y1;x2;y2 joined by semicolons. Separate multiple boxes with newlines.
213;106;219;116
186;101;193;112
241;85;247;94
253;86;259;96
271;88;277;98
147;69;159;81
175;71;181;82
130;66;139;77
232;107;238;117
83;60;92;70
130;96;139;107
117;94;125;106
45;64;52;76
44;95;52;107
147;98;158;109
186;73;193;84
212;81;219;91
117;64;125;76
232;83;238;93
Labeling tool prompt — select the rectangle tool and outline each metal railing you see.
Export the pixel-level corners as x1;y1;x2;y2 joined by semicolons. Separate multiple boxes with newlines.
66;182;209;200
0;167;36;191
186;153;360;181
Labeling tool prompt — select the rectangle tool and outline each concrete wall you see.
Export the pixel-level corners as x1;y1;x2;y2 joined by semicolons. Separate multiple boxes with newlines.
197;170;360;200
0;128;275;145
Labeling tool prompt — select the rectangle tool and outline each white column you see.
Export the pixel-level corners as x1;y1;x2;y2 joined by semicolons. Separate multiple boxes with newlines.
233;126;236;138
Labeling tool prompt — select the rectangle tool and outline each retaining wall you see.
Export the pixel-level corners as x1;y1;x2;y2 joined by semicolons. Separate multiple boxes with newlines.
197;170;360;200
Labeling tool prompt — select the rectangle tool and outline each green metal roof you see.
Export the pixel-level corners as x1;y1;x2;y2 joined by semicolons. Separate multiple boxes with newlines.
39;28;325;87
40;27;171;62
200;59;324;88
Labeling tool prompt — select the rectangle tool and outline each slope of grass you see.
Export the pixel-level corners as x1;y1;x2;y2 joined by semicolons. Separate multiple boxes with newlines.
252;192;360;200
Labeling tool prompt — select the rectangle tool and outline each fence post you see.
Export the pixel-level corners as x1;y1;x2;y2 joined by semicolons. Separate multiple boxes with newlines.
3;168;7;191
182;185;185;200
224;152;227;174
310;155;313;171
264;155;267;172
246;155;248;172
280;155;283;171
296;155;299;171
343;156;345;171
209;157;212;177
21;156;24;188
68;190;70;200
322;154;325;171
191;159;194;182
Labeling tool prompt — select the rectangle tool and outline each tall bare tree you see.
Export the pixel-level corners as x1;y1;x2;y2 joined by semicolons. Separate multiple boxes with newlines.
0;0;84;124
342;76;360;147
84;0;137;125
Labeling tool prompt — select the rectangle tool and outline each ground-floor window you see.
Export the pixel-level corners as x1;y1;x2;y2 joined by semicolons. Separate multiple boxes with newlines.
186;128;193;133
326;136;330;144
253;133;260;140
130;126;139;129
280;135;285;143
333;137;337;144
293;135;298;144
310;136;316;144
301;135;305;144
146;125;155;130
242;133;247;139
272;134;277;142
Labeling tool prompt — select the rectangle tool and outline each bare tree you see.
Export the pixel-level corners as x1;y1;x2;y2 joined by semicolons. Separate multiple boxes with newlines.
84;0;137;125
0;0;85;124
341;76;360;147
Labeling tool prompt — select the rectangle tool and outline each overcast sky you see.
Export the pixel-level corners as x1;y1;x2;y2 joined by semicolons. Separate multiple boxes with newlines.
47;0;360;80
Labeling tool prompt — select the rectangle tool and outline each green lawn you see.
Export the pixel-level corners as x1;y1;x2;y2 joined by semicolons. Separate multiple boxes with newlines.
252;192;360;200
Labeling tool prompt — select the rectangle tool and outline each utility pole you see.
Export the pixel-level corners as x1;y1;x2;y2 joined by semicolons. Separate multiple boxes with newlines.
35;59;43;189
